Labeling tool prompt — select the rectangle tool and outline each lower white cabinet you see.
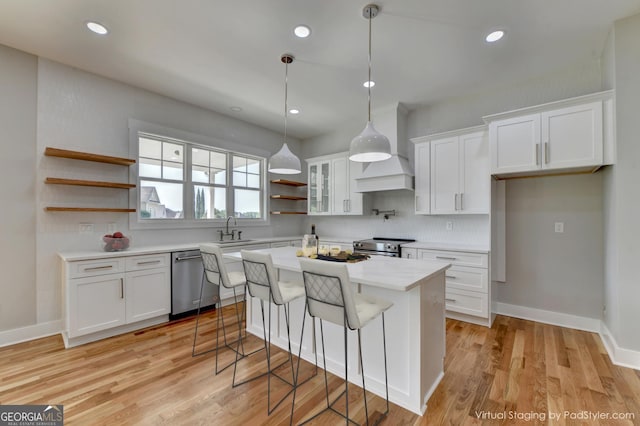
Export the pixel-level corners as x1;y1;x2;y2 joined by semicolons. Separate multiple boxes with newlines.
403;247;492;326
63;253;170;347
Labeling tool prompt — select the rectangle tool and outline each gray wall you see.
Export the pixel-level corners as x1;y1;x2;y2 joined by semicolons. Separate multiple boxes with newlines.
0;45;37;330
603;12;640;352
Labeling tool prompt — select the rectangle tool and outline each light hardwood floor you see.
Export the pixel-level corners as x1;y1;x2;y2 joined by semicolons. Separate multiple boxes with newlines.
1;306;639;425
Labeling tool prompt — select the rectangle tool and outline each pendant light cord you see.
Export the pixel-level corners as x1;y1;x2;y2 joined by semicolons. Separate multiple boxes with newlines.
367;7;372;122
284;59;289;144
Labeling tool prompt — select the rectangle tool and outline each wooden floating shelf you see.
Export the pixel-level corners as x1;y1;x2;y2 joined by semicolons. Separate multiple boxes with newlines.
45;147;136;166
270;195;307;201
270;211;307;215
45;177;136;189
270;179;307;187
45;207;136;213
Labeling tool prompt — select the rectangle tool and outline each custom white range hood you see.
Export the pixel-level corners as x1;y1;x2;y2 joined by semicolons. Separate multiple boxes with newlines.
355;103;414;192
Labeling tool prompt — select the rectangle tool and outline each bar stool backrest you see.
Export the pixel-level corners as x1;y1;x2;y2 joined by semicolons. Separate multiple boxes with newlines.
199;243;233;289
298;258;360;330
241;250;284;305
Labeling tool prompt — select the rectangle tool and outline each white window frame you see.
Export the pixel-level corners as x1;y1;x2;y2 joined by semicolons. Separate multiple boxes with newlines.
129;119;270;230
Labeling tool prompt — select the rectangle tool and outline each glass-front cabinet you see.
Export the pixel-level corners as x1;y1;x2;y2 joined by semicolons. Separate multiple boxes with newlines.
308;160;330;214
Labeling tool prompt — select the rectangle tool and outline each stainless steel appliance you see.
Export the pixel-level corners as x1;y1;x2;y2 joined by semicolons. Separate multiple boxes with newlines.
352;237;416;257
171;250;218;319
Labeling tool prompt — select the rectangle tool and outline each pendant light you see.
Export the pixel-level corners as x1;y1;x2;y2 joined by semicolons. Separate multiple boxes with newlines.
268;54;302;174
349;4;391;163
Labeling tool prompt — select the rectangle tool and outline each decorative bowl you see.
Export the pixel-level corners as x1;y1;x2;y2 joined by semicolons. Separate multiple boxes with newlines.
102;235;130;252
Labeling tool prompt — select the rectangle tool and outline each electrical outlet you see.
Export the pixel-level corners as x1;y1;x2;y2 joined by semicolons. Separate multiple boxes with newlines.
554;222;564;233
446;221;453;231
79;223;94;234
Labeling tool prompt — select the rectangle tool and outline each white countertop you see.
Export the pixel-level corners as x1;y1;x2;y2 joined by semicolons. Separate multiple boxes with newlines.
224;246;450;292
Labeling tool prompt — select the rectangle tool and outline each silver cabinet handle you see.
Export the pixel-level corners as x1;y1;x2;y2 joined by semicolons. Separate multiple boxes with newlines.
445;274;456;279
83;265;113;272
347;199;351;212
176;255;201;261
436;256;457;261
406;253;412;258
545;142;550;164
454;193;458;211
137;260;161;265
460;193;464;211
445;298;456;302
120;278;124;299
536;143;540;165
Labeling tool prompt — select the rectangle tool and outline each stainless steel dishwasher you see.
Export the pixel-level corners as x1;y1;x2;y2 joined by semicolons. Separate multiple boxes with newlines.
171;250;219;319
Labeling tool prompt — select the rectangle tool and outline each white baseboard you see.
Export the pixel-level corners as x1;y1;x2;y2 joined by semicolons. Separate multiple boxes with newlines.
0;320;63;348
599;322;640;370
494;302;600;332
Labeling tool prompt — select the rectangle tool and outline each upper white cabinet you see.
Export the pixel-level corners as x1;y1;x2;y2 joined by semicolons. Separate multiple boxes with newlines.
307;152;363;216
485;91;613;177
411;126;489;215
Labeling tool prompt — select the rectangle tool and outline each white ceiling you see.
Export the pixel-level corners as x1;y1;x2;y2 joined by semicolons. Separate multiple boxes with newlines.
1;0;639;139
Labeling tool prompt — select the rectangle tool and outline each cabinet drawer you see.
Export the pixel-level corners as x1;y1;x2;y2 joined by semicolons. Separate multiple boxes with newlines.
418;249;488;268
445;265;488;293
69;258;126;278
445;288;488;318
126;253;170;272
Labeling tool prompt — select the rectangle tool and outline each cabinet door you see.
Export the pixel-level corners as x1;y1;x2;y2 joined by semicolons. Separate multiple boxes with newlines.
308;161;331;215
68;274;126;337
332;157;349;214
489;113;541;174
430;136;459;214
414;142;430;214
347;159;363;215
542;101;603;170
459;131;489;214
125;268;170;323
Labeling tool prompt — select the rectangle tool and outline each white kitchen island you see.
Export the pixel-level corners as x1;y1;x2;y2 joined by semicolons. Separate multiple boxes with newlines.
224;246;450;415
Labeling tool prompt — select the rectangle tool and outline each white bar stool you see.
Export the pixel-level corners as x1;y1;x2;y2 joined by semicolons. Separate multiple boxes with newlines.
292;258;393;425
192;243;259;374
240;250;316;415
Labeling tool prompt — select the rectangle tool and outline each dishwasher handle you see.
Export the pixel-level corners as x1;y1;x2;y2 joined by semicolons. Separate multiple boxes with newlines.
175;254;202;261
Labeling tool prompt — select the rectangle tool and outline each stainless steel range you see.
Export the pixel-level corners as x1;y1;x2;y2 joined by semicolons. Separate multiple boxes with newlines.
353;237;416;257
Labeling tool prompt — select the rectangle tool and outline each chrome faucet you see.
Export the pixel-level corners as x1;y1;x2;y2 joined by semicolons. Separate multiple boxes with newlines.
226;216;237;235
217;216;239;241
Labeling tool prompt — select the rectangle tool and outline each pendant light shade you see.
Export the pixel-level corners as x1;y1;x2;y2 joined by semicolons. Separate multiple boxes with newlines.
269;54;302;174
349;4;391;163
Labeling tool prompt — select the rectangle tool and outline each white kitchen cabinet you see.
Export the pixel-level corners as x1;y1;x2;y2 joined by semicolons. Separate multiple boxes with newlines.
307;152;363;216
430;128;489;215
63;253;170;347
485;91;612;177
415;248;491;326
412;142;430;214
401;248;417;259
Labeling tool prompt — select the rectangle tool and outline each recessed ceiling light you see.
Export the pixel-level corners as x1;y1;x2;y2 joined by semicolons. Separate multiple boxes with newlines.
363;80;375;88
485;30;505;43
293;25;311;38
229;106;243;112
289;109;300;115
86;21;109;35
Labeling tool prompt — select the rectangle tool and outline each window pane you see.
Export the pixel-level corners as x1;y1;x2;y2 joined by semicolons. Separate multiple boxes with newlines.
140;180;183;219
139;137;161;159
139;158;161;178
163;143;184;163
233;171;246;187
233;156;246;173
247;158;260;174
192;165;209;183
211;152;226;170
163;161;183;180
234;189;261;218
194;185;227;219
192;148;209;166
212;168;226;185
247;174;260;188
